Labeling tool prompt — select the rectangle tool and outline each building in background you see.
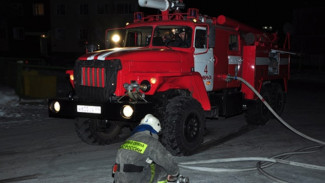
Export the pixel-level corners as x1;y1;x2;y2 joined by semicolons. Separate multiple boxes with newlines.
50;0;138;56
0;0;138;64
0;0;50;57
0;0;139;97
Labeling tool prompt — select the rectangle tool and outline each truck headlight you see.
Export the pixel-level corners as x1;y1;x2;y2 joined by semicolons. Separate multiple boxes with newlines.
50;101;61;113
121;105;134;119
112;34;121;43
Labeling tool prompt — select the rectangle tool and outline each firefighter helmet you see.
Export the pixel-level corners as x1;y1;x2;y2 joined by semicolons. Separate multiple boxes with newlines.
140;114;161;133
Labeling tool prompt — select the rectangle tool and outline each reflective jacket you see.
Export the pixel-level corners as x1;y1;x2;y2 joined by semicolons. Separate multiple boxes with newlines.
114;128;179;183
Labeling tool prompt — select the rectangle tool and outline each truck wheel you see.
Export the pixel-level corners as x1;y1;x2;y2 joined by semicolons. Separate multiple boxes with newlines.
245;84;272;125
271;83;286;116
160;96;205;156
74;118;121;145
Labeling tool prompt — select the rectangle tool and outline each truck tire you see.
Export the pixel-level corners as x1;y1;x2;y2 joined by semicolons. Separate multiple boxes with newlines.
74;118;121;145
245;84;272;125
160;96;205;156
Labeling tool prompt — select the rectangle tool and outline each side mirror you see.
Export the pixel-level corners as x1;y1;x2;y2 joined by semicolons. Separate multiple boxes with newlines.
86;44;99;53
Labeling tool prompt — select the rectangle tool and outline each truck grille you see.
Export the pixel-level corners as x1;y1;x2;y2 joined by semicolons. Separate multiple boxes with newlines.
74;59;122;102
81;67;106;87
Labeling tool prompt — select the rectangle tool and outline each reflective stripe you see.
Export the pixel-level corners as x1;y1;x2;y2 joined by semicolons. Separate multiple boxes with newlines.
157;180;167;183
95;47;141;60
149;163;155;183
120;140;148;154
149;163;167;183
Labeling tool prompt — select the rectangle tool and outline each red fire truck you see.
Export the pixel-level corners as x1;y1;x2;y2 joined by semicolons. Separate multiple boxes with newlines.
48;0;292;156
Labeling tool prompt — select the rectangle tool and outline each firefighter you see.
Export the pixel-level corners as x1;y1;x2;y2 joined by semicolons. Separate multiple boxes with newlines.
173;28;190;48
112;114;180;183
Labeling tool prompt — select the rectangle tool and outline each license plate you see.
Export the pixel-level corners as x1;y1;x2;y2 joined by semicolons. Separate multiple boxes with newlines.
77;105;101;114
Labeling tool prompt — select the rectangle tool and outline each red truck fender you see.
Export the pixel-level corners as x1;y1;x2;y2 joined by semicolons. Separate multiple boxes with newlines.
156;72;211;111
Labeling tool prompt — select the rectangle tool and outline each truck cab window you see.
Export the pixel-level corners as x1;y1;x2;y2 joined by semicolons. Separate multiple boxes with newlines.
124;27;152;47
152;26;192;47
195;29;206;48
229;34;238;51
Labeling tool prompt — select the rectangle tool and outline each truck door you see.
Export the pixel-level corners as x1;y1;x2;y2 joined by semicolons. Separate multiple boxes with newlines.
194;26;214;91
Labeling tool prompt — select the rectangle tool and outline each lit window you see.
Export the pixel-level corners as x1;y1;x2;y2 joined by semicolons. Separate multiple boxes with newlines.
33;3;44;16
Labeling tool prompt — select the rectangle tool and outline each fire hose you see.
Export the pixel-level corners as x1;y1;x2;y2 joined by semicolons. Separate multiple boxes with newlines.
178;75;325;183
230;75;325;145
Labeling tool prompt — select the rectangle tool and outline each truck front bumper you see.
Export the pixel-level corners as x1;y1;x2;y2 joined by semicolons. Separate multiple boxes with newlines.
48;98;154;122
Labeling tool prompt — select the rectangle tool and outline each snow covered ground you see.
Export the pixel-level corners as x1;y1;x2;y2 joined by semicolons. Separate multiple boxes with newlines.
0;85;20;117
0;85;48;124
0;71;325;183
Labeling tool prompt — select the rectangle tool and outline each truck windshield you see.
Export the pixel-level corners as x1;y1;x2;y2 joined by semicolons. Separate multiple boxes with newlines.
105;26;192;48
124;27;153;47
152;26;192;48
